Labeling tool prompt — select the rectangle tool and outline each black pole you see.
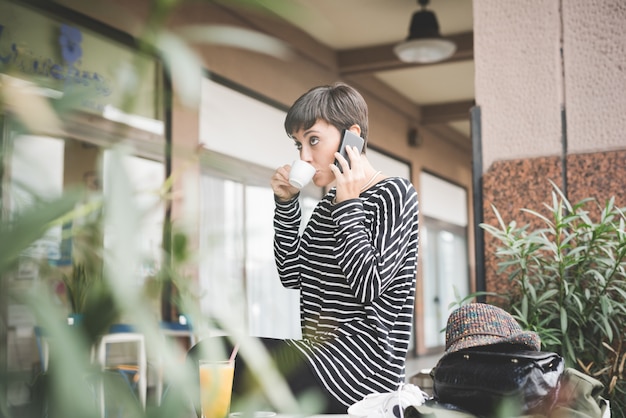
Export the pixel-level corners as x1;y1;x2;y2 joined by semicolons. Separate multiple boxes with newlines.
470;105;486;300
560;105;568;199
161;69;174;322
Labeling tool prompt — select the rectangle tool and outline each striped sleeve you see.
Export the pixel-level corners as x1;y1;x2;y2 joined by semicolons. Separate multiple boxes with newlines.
273;195;303;289
333;179;418;303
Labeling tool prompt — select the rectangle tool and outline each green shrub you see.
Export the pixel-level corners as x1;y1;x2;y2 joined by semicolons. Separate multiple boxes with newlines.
478;180;626;417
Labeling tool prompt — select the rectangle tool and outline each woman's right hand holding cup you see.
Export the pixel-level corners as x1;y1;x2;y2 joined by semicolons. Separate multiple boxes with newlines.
271;164;299;202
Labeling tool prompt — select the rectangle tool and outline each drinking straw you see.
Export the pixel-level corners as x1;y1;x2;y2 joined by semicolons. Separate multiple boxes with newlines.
229;343;240;362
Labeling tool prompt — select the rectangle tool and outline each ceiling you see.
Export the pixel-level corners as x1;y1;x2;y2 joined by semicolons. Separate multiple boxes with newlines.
257;0;475;149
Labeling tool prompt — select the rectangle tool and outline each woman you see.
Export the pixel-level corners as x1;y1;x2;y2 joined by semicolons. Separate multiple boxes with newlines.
270;82;419;411
189;82;418;415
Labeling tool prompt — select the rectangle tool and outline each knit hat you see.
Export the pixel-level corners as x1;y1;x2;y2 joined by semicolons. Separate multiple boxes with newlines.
444;303;541;353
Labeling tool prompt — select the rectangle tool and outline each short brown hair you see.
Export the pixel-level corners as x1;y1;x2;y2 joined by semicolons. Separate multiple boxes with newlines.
284;82;369;146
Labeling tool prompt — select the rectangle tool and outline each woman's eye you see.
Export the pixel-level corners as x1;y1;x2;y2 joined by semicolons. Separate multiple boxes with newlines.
294;142;302;150
309;137;320;146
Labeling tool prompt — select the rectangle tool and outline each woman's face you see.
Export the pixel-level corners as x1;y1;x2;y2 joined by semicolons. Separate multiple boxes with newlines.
291;119;341;188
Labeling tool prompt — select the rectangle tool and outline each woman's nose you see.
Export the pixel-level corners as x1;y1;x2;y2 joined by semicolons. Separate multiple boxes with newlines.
299;147;313;162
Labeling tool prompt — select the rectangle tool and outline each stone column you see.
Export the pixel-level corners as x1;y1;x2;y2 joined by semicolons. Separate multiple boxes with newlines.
473;0;626;292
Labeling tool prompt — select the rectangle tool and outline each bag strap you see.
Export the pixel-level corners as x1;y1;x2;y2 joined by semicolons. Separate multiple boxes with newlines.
404;400;479;418
437;350;561;364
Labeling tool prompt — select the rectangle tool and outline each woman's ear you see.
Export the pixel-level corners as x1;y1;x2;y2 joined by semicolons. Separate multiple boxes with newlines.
348;124;361;136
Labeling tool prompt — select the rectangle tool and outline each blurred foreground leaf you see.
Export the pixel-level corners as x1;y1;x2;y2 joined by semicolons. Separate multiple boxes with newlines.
0;190;81;275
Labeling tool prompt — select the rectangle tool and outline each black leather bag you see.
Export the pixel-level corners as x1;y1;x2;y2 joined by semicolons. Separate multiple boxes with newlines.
432;350;564;416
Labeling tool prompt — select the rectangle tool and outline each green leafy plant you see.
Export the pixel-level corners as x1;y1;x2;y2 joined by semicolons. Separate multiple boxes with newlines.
62;211;105;316
63;262;97;316
0;1;310;417
478;180;626;417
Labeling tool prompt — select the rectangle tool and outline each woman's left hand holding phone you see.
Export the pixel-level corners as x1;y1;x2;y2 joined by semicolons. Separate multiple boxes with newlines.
272;164;299;202
331;146;366;204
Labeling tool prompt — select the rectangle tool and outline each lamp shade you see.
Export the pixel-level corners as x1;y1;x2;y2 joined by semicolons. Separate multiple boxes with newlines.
394;7;456;64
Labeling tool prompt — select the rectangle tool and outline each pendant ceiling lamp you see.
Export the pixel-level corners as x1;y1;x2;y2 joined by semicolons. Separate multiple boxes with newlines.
393;0;456;64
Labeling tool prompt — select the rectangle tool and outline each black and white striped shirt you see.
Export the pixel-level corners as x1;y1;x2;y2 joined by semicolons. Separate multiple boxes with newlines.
274;177;419;407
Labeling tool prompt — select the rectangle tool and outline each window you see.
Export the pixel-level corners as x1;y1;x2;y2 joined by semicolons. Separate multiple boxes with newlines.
102;150;165;281
420;172;469;350
3;131;165;286
7;135;65;266
198;174;317;338
1;124;165;376
0;0;167;384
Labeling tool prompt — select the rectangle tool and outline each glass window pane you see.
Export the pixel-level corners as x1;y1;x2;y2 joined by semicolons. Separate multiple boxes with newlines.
199;173;318;338
102;151;164;282
420;171;470;351
245;185;300;338
199;176;246;329
9;135;65;267
9;135;64;209
422;217;469;349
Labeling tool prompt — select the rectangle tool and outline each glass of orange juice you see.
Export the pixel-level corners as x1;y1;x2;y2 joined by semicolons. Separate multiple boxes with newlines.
199;360;235;418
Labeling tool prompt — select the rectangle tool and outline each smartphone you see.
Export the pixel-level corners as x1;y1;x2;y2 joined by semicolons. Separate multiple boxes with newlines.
335;129;365;172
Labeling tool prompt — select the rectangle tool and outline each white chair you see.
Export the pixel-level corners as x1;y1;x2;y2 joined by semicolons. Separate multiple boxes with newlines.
160;319;196;347
96;326;147;417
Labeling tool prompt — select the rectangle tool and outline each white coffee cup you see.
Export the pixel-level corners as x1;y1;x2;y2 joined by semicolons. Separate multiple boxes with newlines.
288;160;315;189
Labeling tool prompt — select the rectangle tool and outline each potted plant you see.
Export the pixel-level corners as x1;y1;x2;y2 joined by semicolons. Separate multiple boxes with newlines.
54;205;121;344
476;180;626;416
